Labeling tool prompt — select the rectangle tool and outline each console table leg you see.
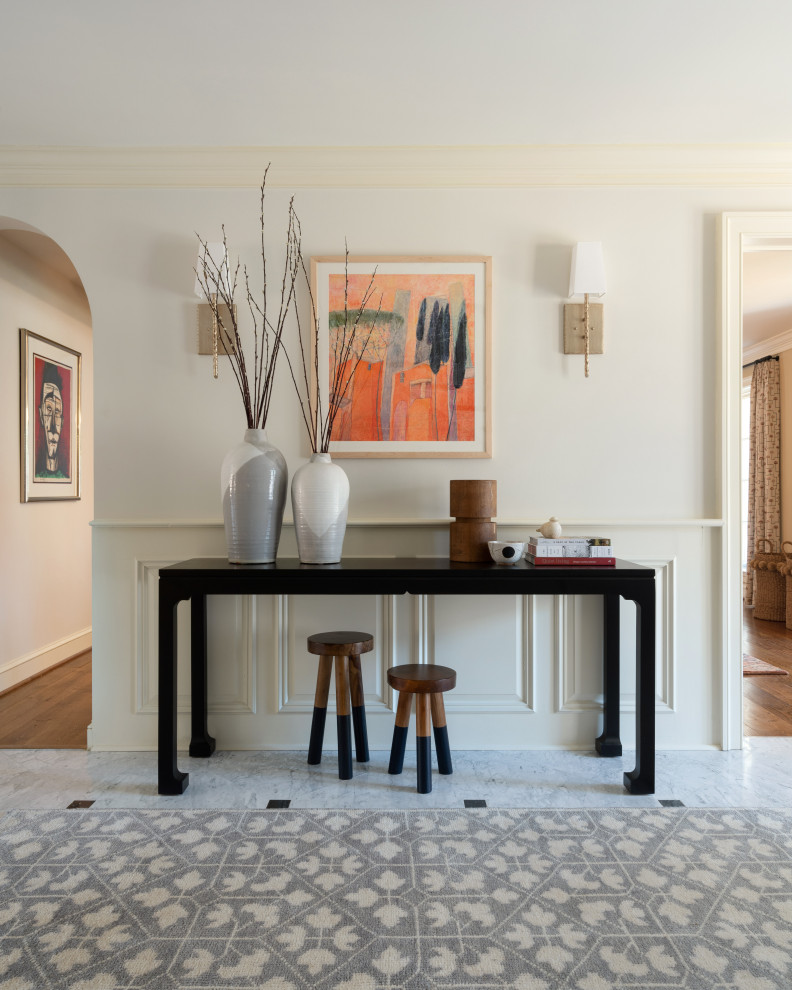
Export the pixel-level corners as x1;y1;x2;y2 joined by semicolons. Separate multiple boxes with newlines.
189;593;216;758
623;585;656;795
596;593;622;757
158;584;188;794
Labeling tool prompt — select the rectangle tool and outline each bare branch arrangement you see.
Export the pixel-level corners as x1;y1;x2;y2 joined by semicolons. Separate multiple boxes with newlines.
196;170;382;449
283;230;384;453
195;167;300;430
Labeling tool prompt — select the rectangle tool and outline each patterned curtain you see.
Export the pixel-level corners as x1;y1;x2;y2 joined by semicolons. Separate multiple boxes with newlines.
745;356;782;605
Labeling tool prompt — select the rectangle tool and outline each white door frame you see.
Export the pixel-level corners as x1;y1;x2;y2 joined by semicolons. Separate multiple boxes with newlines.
720;212;792;750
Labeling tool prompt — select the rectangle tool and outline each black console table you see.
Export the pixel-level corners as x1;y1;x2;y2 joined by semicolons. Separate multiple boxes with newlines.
158;557;656;796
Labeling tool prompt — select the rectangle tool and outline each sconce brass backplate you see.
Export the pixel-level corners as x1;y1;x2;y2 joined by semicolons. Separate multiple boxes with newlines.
197;303;237;355
563;303;604;354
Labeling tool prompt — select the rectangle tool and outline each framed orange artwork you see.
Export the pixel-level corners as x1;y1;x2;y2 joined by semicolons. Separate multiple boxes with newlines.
311;256;491;458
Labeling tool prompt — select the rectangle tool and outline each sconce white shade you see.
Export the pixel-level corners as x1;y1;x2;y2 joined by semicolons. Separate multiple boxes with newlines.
568;241;606;298
194;241;228;298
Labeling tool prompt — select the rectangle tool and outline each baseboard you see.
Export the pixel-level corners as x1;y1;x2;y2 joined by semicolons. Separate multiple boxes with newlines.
0;629;92;695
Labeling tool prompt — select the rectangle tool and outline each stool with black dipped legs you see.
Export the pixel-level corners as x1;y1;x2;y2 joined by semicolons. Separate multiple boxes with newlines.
307;631;373;780
387;664;456;794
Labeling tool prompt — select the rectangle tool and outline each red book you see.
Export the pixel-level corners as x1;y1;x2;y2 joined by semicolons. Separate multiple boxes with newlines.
526;554;616;567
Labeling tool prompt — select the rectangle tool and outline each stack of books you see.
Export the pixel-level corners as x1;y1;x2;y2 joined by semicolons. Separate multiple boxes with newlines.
526;536;614;566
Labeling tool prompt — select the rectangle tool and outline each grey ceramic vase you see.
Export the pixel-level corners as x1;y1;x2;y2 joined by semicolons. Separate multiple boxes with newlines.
291;452;350;564
221;429;287;564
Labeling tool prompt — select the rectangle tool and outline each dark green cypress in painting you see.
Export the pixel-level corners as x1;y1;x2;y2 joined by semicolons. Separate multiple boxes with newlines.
414;297;429;365
416;298;427;341
428;300;442;374
453;306;467;389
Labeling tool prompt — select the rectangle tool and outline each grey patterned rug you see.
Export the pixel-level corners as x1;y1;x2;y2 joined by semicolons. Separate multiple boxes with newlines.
2;808;792;990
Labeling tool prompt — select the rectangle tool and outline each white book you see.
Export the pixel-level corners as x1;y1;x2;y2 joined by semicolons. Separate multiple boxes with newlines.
529;544;614;558
528;536;611;545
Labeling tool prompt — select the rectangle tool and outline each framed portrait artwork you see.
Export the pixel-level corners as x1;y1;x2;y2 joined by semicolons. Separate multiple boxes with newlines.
310;256;491;458
19;329;82;501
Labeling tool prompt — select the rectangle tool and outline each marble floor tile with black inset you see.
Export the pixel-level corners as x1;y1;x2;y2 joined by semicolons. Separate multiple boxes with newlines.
0;738;791;811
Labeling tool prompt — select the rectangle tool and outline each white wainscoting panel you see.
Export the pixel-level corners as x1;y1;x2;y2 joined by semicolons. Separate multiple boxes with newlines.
424;594;537;712
136;560;256;714
557;557;675;715
278;595;394;713
89;526;710;751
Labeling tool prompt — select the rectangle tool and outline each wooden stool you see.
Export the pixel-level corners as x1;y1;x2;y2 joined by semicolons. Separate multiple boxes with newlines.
307;631;373;780
387;664;456;793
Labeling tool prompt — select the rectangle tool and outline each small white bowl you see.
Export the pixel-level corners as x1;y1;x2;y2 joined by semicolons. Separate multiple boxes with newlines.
488;540;525;565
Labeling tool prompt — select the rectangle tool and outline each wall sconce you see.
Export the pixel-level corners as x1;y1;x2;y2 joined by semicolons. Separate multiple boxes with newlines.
564;241;606;378
194;241;233;378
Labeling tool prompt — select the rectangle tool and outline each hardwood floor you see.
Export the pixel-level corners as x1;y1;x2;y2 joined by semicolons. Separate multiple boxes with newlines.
0;650;91;749
743;607;792;736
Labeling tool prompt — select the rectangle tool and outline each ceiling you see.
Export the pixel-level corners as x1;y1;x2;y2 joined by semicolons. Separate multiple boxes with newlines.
2;0;792;148
743;250;792;350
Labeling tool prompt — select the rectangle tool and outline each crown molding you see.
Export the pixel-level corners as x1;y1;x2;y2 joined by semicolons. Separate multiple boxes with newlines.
742;328;792;365
4;144;792;188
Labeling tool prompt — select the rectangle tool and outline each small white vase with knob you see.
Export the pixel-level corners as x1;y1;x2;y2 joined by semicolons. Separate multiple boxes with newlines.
537;516;563;539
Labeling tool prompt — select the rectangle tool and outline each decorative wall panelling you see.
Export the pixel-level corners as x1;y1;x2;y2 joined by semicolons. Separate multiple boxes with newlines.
277;593;394;715
557;557;675;715
136;555;673;722
136;560;256;715
110;523;696;752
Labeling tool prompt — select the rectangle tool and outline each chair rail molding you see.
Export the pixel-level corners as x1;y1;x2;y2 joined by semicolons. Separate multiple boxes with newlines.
91;517;723;529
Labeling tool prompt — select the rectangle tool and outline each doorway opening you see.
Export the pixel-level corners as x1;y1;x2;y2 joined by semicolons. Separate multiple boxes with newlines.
740;242;792;736
0;221;93;749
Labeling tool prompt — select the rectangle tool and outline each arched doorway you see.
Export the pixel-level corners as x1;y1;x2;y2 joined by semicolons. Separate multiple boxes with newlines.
0;219;93;747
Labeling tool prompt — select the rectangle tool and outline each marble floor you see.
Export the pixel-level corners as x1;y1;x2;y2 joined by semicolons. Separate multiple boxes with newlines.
0;738;791;811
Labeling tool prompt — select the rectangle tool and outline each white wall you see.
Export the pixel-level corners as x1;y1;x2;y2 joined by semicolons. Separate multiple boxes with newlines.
0;163;771;752
36;184;720;522
0;229;93;692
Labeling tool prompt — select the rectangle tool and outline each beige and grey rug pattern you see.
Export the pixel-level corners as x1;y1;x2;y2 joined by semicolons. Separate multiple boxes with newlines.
1;807;792;989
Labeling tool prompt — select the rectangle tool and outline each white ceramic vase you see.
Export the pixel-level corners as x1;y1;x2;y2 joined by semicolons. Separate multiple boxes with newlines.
221;429;287;564
291;452;350;564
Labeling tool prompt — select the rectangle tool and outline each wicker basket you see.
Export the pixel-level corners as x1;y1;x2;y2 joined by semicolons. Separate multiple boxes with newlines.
749;538;786;621
776;541;792;630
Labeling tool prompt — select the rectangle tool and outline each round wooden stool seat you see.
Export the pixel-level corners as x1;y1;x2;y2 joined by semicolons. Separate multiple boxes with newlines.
387;664;456;694
307;631;374;780
308;631;374;656
386;664;457;794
